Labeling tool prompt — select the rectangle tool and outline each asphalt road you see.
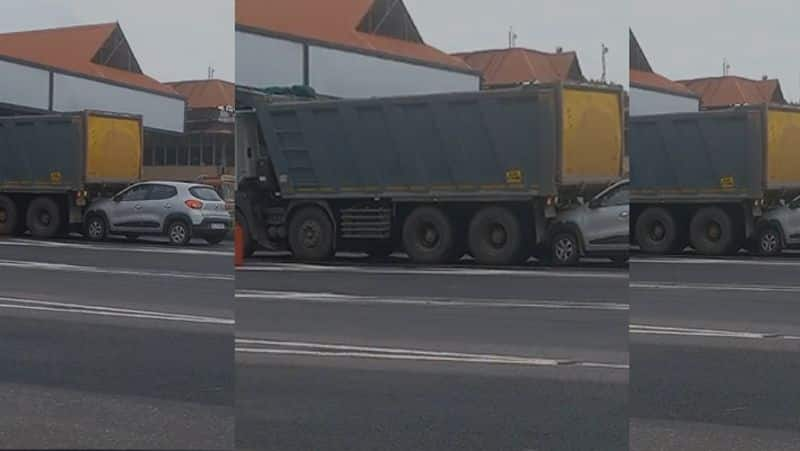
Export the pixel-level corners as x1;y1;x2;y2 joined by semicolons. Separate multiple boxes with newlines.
236;252;630;451
0;235;234;449
630;255;800;451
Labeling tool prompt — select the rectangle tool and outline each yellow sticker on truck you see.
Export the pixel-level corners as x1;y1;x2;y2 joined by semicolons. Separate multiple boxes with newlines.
720;176;736;189
505;169;523;184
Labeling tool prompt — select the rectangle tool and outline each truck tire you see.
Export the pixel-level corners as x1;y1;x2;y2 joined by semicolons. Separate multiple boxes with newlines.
402;206;456;264
635;207;679;254
26;197;62;239
288;206;334;261
550;231;581;266
468;206;527;266
84;215;108;242
689;207;738;256
755;225;783;256
0;195;18;236
236;211;256;258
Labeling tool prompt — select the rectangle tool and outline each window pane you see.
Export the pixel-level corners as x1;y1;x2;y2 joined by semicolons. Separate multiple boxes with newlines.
178;145;189;166
143;146;153;166
203;145;214;166
154;146;166;166
166;145;177;165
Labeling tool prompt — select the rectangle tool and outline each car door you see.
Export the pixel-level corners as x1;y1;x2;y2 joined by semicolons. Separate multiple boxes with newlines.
581;184;630;253
140;184;179;232
108;184;152;233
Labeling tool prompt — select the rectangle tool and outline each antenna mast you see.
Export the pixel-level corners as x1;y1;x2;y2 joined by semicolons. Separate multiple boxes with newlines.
601;43;609;82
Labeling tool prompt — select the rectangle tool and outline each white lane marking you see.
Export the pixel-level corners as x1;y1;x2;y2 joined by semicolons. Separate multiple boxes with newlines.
0;259;233;281
0;296;233;325
238;263;627;279
630;324;800;340
0;238;232;256
631;282;800;293
235;338;628;369
235;290;629;311
631;257;800;267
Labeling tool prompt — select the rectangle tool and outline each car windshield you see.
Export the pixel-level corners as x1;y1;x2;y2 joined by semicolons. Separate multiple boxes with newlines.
190;186;223;201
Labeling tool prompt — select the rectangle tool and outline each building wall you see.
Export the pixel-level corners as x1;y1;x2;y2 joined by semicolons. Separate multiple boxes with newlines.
0;60;50;110
54;74;185;132
630;87;699;116
235;31;480;97
143;131;234;182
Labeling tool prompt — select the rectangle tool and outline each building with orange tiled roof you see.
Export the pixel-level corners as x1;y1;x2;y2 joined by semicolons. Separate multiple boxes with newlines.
629;30;699;116
677;75;786;109
0;22;185;132
235;0;480;98
142;79;236;182
453;47;585;89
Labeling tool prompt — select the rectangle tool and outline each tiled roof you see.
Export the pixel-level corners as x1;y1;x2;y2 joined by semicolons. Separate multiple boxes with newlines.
678;76;785;108
235;0;474;73
630;69;696;97
453;47;584;87
0;23;179;97
167;79;235;109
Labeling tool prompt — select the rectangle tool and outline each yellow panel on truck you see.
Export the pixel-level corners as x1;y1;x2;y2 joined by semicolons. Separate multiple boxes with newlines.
766;107;800;190
85;112;143;184
560;86;624;186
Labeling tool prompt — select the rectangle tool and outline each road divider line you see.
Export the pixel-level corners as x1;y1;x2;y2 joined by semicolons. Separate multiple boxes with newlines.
235;290;629;311
0;259;233;281
0;296;233;325
631;282;800;293
0;238;232;256
235;338;628;369
237;263;627;279
630;324;797;340
631;257;800;267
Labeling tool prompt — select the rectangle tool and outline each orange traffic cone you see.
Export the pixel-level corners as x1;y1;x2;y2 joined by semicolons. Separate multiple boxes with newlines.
234;224;244;267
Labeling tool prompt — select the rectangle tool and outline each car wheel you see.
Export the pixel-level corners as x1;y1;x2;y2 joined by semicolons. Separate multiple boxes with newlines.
26;197;62;239
205;233;227;245
84;215;108;242
468;206;527;266
689;207;738;256
551;231;580;266
756;226;782;256
0;195;18;236
167;220;191;246
402;206;456;264
288;206;334;261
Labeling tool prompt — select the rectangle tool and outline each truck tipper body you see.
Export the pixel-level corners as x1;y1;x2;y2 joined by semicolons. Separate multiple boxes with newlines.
236;84;626;265
630;105;800;255
0;111;143;238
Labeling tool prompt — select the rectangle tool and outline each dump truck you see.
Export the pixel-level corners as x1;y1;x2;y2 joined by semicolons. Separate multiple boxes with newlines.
630;105;800;256
0;111;143;238
236;84;626;265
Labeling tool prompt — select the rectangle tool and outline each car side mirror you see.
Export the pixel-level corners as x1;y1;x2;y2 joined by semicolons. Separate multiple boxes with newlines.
112;195;122;203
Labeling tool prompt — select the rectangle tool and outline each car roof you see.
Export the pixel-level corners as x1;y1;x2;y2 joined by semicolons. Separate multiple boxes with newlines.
135;181;213;189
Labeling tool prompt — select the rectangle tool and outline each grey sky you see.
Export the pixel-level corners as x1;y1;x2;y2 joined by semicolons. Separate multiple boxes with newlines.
632;0;799;101
405;0;629;86
1;0;234;83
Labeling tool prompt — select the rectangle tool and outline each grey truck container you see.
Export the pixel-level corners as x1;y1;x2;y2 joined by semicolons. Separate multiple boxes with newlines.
255;88;562;200
0;111;143;192
630;108;765;201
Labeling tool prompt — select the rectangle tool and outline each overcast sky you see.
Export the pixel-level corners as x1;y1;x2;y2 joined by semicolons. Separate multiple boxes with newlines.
632;0;799;101
405;0;629;86
1;0;234;82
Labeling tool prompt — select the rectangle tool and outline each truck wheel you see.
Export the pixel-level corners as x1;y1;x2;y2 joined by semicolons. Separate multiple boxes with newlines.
755;226;783;256
689;207;738;255
236;211;256;258
551;231;581;266
26;197;62;239
635;207;679;254
0;195;18;236
167;220;192;246
84;215;108;242
468;207;526;265
288;206;334;261
402;206;456;264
